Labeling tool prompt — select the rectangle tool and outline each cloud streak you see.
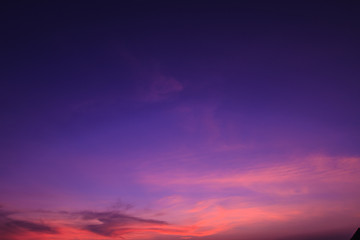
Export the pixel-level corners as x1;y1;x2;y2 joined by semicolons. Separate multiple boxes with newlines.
138;155;360;238
0;206;177;240
142;156;360;196
0;156;359;239
137;74;184;103
0;207;58;239
77;211;168;237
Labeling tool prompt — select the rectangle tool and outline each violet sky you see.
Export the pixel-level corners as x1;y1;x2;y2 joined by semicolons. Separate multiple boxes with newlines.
1;1;360;240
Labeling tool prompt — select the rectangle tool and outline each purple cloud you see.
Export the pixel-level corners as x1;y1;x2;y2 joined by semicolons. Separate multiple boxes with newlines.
0;207;58;239
77;210;168;237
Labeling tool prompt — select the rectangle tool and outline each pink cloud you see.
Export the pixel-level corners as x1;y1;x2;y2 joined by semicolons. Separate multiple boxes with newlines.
142;155;360;195
2;156;359;240
137;155;360;238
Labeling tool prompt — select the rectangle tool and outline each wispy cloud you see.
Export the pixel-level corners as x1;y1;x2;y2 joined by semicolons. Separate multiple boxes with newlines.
142;156;360;196
0;207;58;239
139;74;184;102
1;156;359;239
0;206;176;240
138;155;360;238
77;211;168;237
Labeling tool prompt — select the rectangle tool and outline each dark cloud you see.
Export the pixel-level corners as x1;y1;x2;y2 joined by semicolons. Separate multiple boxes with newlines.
1;219;58;234
79;210;167;224
0;205;168;238
77;211;168;237
0;209;13;218
110;199;134;211
0;206;58;238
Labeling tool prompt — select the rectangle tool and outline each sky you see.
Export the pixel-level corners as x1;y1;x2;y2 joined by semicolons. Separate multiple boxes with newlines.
1;1;360;240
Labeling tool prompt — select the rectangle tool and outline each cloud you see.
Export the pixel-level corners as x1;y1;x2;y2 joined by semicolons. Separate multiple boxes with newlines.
110;199;134;211
142;156;360;196
0;206;172;239
140;75;184;102
76;210;168;237
2;219;57;234
138;155;360;238
0;207;58;239
0;156;359;239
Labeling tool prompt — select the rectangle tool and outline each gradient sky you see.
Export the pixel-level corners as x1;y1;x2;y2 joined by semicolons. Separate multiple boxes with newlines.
1;1;360;240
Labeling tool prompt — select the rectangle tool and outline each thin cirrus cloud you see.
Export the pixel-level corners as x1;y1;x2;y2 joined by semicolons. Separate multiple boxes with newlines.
1;152;359;240
138;155;360;238
142;155;360;195
0;156;359;240
138;74;184;102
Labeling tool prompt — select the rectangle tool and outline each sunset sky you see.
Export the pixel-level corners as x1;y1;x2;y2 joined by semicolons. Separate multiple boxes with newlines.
1;1;360;240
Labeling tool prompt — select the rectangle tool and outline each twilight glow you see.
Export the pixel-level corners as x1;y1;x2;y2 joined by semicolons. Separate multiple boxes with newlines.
1;1;360;240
